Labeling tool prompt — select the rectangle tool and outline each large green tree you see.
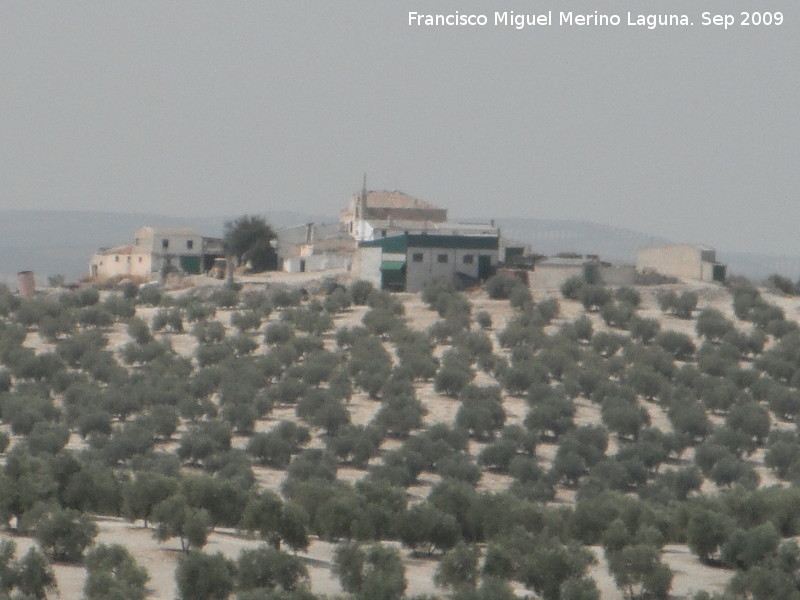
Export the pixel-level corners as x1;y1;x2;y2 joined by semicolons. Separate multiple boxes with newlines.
224;215;278;272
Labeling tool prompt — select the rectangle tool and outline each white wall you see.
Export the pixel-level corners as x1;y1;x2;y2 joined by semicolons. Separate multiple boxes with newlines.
637;246;704;281
360;222;499;242
599;265;637;286
283;257;303;273
135;228;202;256
307;254;351;272
528;265;584;291
285;253;352;273
405;249;431;293
346;219;375;242
700;261;724;282
354;247;383;287
405;247;497;292
90;251;152;280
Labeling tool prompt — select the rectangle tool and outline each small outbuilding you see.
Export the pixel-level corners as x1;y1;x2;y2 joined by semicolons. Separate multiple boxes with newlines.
637;244;726;283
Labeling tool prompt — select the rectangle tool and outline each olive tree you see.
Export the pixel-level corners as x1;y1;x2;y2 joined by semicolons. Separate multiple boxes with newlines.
84;543;150;600
34;508;98;563
237;545;309;593
175;550;236;600
333;542;407;600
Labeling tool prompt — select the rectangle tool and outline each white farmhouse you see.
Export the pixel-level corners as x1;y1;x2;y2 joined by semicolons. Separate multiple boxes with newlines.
90;227;222;281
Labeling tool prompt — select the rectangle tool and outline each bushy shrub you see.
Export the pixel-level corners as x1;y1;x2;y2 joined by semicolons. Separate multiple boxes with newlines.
509;285;534;310
629;316;660;344
580;285;612;312
601;301;634;329
536;298;560;324
614;286;641;307
475;311;492;330
485;273;521;300
271;287;303;308
767;273;797;295
350;280;374;305
152;308;183;333
561;275;586;300
655;331;695;361
231;310;262;332
658;290;697;319
434;350;474;397
456;385;505;441
137;285;162;306
210;286;239;308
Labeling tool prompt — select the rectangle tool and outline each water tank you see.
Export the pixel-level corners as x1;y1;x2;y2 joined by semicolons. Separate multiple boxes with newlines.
17;270;35;298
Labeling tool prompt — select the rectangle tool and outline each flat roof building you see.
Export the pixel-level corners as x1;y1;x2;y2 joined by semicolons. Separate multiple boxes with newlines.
637;244;726;283
354;233;499;292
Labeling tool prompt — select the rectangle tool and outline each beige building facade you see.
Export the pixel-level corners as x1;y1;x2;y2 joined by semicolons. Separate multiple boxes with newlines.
90;227;218;281
637;244;726;283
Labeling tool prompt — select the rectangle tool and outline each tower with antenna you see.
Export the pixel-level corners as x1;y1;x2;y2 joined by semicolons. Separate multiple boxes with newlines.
356;173;367;222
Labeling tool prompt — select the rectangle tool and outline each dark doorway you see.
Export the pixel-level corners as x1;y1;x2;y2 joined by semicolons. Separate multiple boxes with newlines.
478;255;492;280
380;261;406;291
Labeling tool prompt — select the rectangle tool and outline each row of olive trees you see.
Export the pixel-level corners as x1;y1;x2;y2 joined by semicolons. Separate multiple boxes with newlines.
4;270;800;599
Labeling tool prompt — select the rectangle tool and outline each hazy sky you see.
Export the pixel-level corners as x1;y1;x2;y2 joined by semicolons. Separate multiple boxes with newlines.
1;1;797;254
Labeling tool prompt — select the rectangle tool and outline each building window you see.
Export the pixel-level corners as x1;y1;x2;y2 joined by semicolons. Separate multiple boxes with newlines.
114;256;119;262
134;238;139;245
139;257;143;263
381;229;387;238
437;254;448;264
186;240;194;250
412;253;424;263
463;254;474;264
162;239;169;249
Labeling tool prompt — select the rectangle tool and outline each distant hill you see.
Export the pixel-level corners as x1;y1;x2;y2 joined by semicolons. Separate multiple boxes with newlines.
2;210;798;287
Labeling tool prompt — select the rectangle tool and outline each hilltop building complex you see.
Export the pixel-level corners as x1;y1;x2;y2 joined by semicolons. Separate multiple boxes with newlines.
85;189;729;294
